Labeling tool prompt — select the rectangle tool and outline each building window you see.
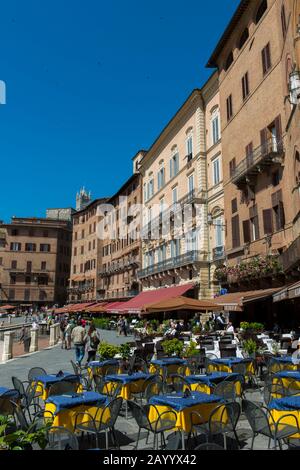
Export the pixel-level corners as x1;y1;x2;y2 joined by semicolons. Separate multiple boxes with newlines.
272;190;285;231
212;113;220;145
255;0;268;24
74;247;77;256
10;275;16;285
25;276;31;285
229;158;236;178
81;246;84;255
9;289;15;300
26;261;32;273
74;232;77;241
40;244;50;252
24;289;30;301
215;217;224;247
238;28;249;49
11;229;19;236
231;215;240;248
262;43;272;75
147;178;154;200
225;52;234;71
41;261;46;270
188;174;195;194
186;135;193;161
25;243;36;252
157;165;165;191
172;187;178;204
43;231;49;238
10;242;21;252
226;95;233;121
170;152;179;179
242;72;250;100
73;265;76;274
263;209;273;234
0;257;2;266
213;158;221;185
231;198;238;214
170;239;180;258
11;260;17;269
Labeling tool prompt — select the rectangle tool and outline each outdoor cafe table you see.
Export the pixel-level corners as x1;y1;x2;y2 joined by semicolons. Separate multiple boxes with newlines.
87;360;120;378
149;358;188;378
268;395;300;439
104;373;156;401
272;371;300;397
185;372;241;395
0;387;20;400
32;372;82;400
149;391;223;450
208;357;255;375
270;356;300;371
44;391;108;431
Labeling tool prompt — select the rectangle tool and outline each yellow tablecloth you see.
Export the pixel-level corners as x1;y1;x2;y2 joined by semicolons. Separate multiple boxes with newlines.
207;361;255;375
269;409;300;439
148;401;221;433
272;377;300;399
44;402;109;431
149;364;188;380
87;366;122;379
105;378;149;401
190;381;242;397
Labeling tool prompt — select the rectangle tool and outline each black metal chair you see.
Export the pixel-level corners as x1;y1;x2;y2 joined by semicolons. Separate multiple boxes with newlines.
189;402;241;450
48;380;78;397
47;426;79;450
243;399;300;450
94;376;121;401
166;375;191;394
127;400;177;450
74;397;123;449
131;375;163;405
219;347;237;359
194;442;225;450
28;367;47;383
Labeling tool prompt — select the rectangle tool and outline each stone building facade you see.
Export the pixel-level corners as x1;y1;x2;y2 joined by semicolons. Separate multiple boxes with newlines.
98;173;142;301
68;198;107;303
0;216;72;307
137;75;224;299
206;0;300;287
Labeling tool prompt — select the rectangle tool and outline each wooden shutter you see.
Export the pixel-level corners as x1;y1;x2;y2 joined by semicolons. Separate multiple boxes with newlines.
274;115;283;152
263;209;273;234
231;198;238;214
232;215;240;248
247;184;255;201
229;158;236;178
278;201;285;230
243;220;251;244
249;204;258;219
246;142;254;167
260;128;268;156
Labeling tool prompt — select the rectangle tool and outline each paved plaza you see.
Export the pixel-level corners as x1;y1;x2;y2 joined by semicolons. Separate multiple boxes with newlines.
0;328;287;451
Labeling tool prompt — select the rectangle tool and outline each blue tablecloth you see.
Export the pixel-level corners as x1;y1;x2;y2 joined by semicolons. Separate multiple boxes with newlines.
185;372;239;386
149;391;223;412
105;373;155;385
33;373;79;386
151;358;187;366
88;360;119;368
45;391;107;414
269;396;300;411
275;371;300;381
271;356;294;364
211;358;250;367
0;387;19;399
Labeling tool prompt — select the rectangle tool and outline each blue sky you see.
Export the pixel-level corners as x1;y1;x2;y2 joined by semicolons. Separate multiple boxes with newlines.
0;0;240;221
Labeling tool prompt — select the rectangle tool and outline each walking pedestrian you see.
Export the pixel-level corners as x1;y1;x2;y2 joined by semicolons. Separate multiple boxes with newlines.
64;320;72;350
85;324;100;365
19;326;31;353
71;319;86;367
59;318;66;349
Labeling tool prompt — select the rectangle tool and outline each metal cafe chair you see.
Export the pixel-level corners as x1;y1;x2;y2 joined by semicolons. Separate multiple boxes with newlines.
48;380;78;397
47;426;79;450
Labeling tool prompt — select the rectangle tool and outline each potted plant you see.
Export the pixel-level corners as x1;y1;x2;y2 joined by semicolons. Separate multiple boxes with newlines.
243;338;258;358
183;340;198;358
97;341;119;360
119;343;132;372
162;339;184;358
0;416;51;450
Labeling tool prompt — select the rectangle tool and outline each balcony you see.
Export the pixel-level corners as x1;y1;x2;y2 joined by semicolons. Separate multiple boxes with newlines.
280;235;300;273
138;250;205;279
97;290;140;301
142;189;208;236
212;246;225;261
99;257;140;277
230;138;284;188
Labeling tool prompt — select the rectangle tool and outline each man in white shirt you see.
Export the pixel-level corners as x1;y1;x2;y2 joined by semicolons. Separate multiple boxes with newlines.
226;322;235;333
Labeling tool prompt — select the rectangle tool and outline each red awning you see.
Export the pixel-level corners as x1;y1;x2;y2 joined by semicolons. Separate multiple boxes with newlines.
108;284;194;314
69;303;97;312
105;302;128;314
0;305;16;311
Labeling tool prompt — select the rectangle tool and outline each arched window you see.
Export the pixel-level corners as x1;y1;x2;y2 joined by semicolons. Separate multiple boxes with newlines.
238;28;249;49
224;52;234;71
255;0;268;24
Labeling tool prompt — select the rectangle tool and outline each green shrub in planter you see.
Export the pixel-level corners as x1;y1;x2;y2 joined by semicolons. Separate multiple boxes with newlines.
119;343;131;360
97;341;119;360
162;339;184;358
184;340;198;358
243;339;258;357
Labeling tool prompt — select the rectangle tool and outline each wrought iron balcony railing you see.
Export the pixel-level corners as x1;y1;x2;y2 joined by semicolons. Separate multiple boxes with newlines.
230;137;284;187
137;250;205;279
212;246;225;261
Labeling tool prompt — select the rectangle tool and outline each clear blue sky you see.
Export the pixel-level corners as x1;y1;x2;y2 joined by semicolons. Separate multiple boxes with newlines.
0;0;240;221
